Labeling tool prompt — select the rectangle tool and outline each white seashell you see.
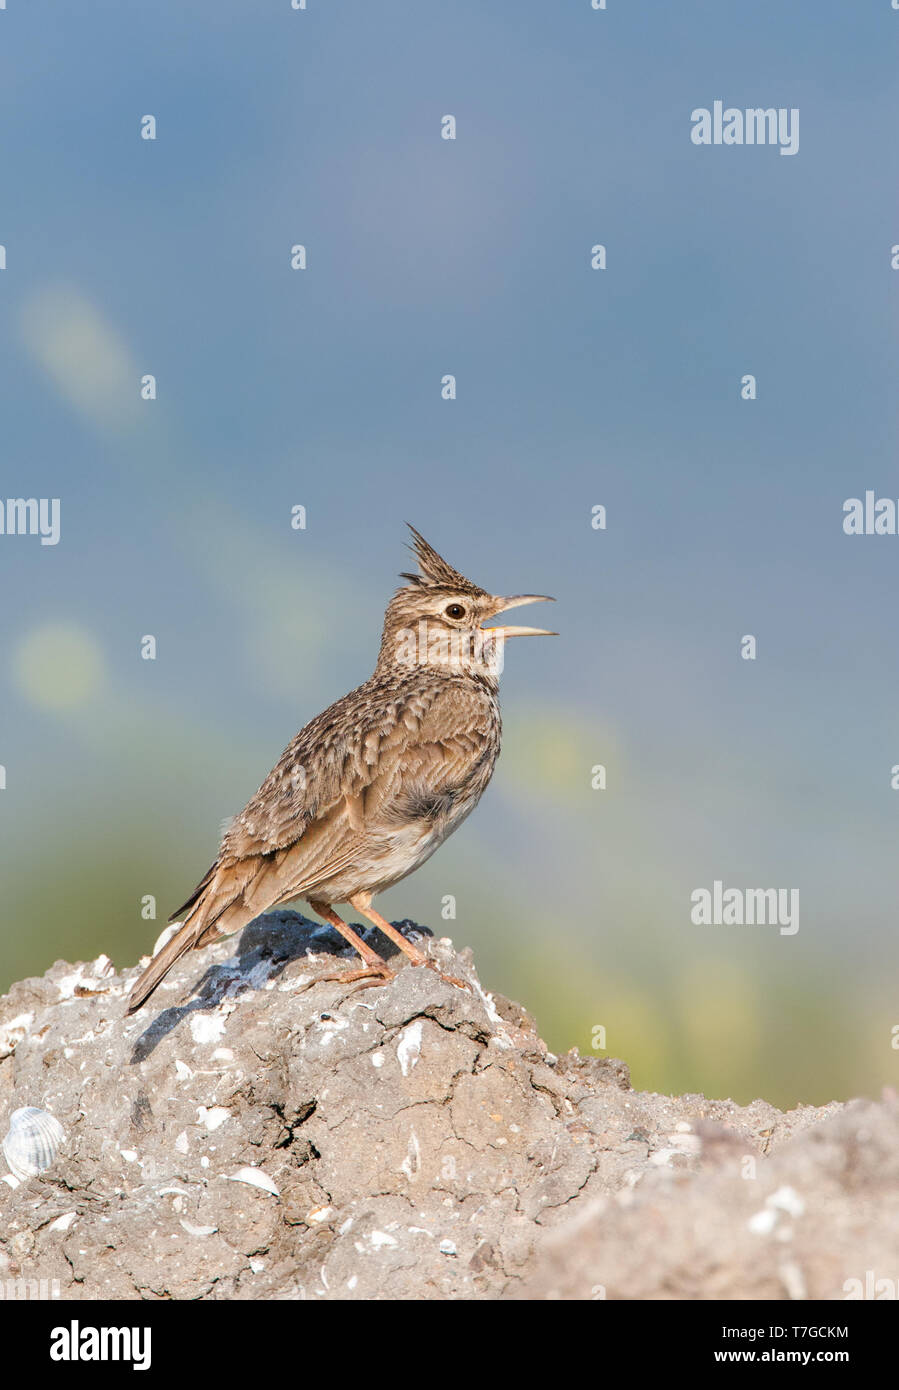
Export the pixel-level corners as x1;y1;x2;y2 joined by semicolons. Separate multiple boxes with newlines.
48;1211;77;1233
223;1166;279;1197
2;1107;65;1181
152;921;181;957
197;1106;230;1132
189;1012;227;1045
396;1021;423;1076
180;1220;218;1237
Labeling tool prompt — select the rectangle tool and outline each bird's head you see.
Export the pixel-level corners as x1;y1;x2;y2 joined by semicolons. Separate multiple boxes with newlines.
376;525;556;681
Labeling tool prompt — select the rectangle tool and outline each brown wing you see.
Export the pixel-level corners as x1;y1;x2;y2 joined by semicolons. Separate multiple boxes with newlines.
355;691;493;831
225;679;495;906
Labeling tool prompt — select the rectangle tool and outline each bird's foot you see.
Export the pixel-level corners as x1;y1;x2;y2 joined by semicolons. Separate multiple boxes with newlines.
302;961;396;993
341;898;471;991
341;963;396;992
422;959;471;992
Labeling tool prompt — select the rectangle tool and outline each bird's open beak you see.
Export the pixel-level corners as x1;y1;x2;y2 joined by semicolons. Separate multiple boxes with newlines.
482;594;557;639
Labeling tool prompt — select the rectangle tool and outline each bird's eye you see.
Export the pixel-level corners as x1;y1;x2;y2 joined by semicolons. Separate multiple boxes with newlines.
445;603;465;620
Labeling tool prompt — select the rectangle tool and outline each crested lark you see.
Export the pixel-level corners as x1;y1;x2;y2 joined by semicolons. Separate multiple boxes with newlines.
127;526;555;1013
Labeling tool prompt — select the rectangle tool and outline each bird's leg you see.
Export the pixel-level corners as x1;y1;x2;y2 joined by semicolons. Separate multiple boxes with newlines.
306;899;395;988
347;896;429;966
348;894;470;991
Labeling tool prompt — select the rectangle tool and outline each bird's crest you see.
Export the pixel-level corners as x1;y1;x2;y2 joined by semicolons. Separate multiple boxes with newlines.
401;524;486;596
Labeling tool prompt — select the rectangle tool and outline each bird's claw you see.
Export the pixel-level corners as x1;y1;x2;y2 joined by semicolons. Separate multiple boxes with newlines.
422;960;471;992
300;962;396;993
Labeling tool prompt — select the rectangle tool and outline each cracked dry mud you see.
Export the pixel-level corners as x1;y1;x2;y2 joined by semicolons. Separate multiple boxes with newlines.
0;912;894;1300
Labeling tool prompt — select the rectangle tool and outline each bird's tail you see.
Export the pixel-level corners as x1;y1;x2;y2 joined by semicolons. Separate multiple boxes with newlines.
126;918;203;1015
126;852;275;1014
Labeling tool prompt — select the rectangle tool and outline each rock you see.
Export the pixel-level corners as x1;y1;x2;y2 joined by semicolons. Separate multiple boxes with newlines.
0;911;885;1300
521;1098;899;1301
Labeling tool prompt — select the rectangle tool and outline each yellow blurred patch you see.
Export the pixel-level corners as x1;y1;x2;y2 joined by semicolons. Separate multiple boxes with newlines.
502;707;621;799
13;623;106;710
20;286;138;432
675;956;761;1086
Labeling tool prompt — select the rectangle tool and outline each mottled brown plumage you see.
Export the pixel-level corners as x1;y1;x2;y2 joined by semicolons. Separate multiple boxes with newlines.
127;526;555;1013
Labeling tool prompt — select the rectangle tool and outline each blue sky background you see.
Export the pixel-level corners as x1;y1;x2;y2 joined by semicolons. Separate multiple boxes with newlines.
1;1;898;1106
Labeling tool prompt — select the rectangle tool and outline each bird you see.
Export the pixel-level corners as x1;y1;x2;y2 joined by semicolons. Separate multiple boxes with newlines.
127;525;556;1014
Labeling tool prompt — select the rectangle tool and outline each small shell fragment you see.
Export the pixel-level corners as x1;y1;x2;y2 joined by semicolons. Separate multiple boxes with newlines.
152;922;181;957
48;1211;78;1233
396;1021;423;1076
0;1013;34;1060
223;1167;279;1197
2;1107;66;1182
180;1220;218;1237
197;1106;230;1132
